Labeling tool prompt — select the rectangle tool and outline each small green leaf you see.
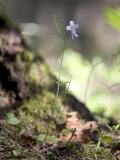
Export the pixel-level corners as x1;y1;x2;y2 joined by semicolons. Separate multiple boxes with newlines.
12;148;21;157
102;135;112;143
6;113;21;125
96;138;101;151
37;134;59;143
113;124;120;132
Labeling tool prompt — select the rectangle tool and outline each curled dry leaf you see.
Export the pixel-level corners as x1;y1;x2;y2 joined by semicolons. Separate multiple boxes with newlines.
66;112;80;130
60;112;98;143
77;121;98;142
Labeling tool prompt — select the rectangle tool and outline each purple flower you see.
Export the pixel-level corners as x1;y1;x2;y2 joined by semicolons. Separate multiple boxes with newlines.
66;20;79;40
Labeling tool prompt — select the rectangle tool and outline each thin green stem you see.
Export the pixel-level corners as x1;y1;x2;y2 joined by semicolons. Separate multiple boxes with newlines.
43;17;66;143
84;60;102;103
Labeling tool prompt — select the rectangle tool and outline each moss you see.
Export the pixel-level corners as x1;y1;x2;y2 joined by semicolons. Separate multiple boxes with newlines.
16;90;66;135
28;61;55;87
21;50;34;62
14;47;56;95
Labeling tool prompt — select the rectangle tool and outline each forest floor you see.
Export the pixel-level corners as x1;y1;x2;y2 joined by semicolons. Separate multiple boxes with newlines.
0;106;120;160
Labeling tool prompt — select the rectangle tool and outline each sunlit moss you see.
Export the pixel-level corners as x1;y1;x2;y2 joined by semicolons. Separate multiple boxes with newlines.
22;50;34;62
27;60;55;88
18;90;66;134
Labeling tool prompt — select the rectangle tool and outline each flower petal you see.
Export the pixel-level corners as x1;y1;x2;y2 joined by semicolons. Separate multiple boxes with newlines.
70;20;74;27
75;34;79;37
66;25;71;31
71;33;74;40
75;24;79;29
